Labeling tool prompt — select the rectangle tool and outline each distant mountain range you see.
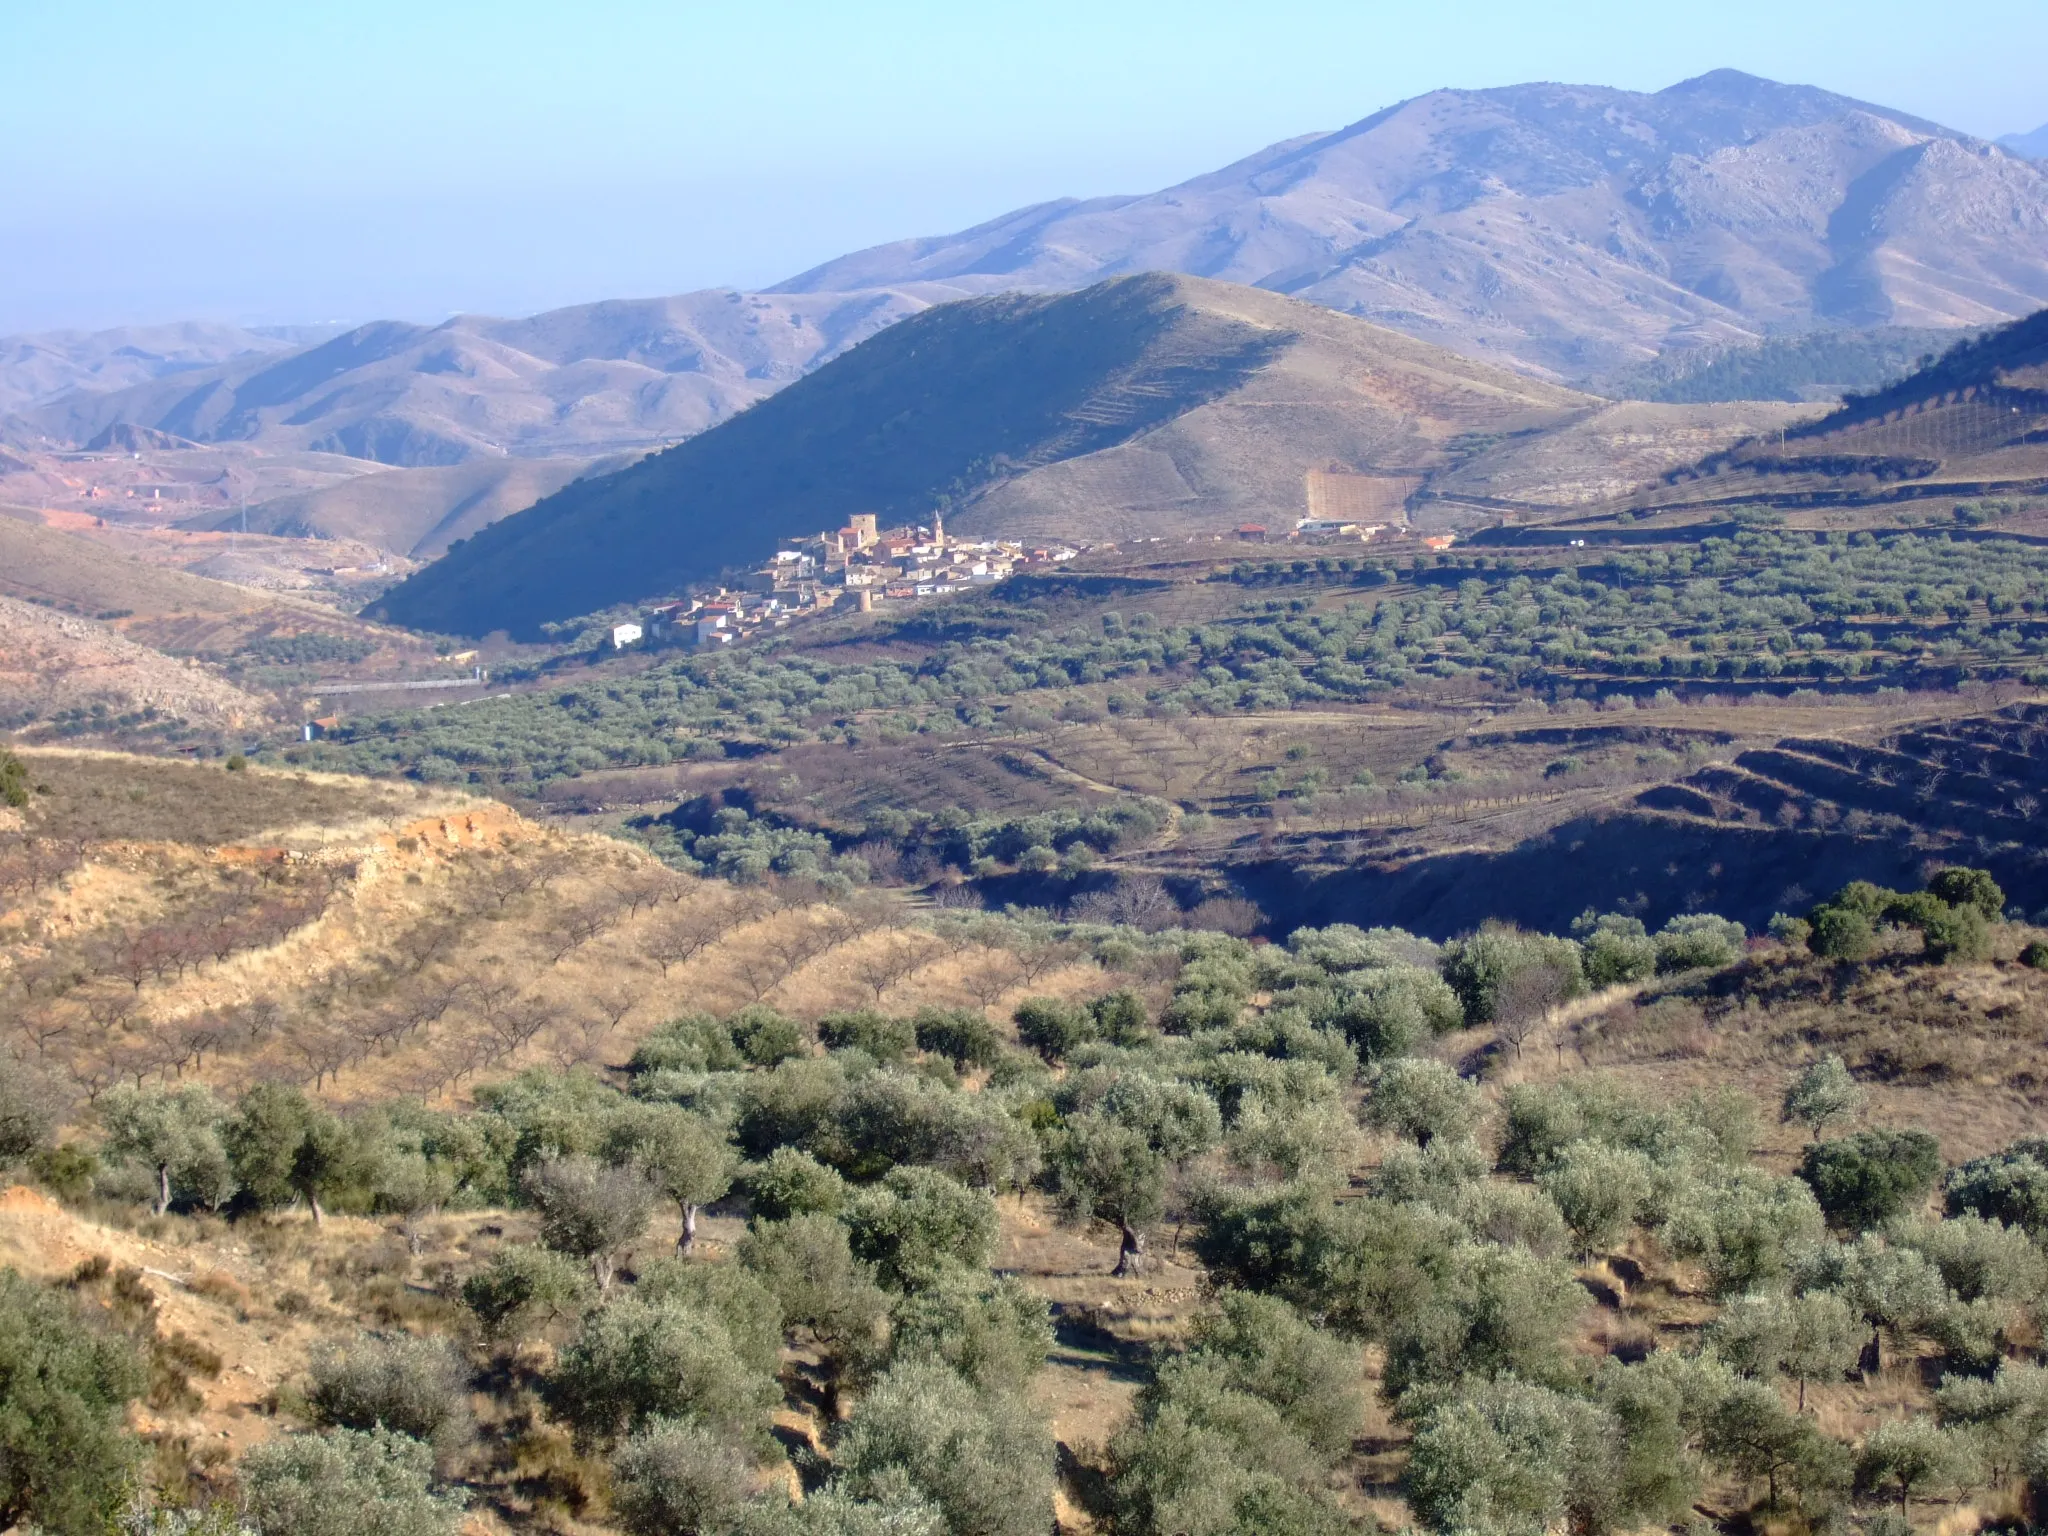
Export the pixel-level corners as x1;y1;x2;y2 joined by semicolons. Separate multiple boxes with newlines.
12;290;937;467
783;70;2048;378
2002;124;2048;160
0;322;339;415
3;68;2044;535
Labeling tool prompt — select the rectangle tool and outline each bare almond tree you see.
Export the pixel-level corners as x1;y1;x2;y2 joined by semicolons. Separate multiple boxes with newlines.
849;936;927;1004
1494;961;1573;1060
643;903;735;976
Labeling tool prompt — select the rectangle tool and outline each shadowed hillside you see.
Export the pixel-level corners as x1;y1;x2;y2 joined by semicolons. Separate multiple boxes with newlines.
367;274;1596;636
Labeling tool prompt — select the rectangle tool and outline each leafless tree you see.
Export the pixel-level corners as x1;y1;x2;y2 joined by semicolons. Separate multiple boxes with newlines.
730;950;792;1003
642;902;735;976
1494;962;1573;1060
849;936;927;1004
962;954;1022;1010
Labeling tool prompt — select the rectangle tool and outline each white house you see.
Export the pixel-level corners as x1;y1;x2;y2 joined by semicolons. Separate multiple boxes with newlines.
610;623;643;649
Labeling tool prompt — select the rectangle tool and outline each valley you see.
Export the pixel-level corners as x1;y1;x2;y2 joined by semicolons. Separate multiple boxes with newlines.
9;45;2048;1536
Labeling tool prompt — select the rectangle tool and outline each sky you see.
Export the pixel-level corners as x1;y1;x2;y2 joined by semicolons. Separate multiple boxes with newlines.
3;0;2046;335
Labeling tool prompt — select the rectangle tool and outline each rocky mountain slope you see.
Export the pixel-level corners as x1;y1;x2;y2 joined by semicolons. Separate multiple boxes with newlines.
367;274;1598;635
781;70;2048;380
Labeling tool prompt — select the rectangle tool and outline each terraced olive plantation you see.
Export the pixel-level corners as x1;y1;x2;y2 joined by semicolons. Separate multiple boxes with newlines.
9;749;2048;1536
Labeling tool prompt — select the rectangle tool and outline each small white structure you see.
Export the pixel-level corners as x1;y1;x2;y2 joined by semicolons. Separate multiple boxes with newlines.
610;623;643;649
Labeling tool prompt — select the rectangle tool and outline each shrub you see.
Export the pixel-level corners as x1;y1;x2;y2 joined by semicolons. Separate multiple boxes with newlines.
1807;906;1876;962
460;1246;592;1341
1946;1139;2048;1237
306;1333;472;1453
1920;901;1992;964
745;1147;849;1220
545;1295;778;1449
831;1360;1054;1536
1361;1059;1482;1150
2021;940;2048;971
845;1167;999;1290
609;1418;754;1536
1798;1130;1942;1232
0;1268;146;1536
239;1428;464;1536
1928;867;2005;920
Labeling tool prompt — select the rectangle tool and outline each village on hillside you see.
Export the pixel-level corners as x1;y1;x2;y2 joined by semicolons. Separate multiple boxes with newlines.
606;503;1435;653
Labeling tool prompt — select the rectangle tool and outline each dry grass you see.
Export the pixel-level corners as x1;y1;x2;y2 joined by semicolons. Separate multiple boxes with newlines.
0;750;1129;1108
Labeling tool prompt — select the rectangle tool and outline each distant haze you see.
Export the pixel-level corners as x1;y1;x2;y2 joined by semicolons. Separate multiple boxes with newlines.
3;0;2046;332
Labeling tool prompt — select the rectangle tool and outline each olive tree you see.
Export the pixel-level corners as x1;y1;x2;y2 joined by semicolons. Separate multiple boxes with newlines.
1405;1376;1611;1536
1855;1418;1972;1512
522;1153;655;1289
831;1359;1054;1536
1781;1056;1864;1142
607;1105;737;1254
1048;1113;1166;1277
609;1418;755;1536
844;1166;999;1291
307;1332;472;1454
1361;1058;1482;1150
239;1428;465;1536
0;1269;145;1536
545;1295;778;1449
101;1084;231;1215
460;1245;592;1341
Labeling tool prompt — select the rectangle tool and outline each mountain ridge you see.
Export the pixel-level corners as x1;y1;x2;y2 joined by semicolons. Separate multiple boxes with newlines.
363;273;1607;637
777;70;2048;379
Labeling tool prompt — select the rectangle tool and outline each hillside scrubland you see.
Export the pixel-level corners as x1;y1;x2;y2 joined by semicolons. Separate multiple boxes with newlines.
6;751;2048;1536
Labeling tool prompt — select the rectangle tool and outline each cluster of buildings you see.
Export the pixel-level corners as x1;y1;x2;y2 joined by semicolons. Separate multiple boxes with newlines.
771;512;1078;613
607;513;1080;652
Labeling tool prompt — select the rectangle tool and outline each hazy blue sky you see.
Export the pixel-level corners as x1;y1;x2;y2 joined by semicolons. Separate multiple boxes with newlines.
4;0;2045;333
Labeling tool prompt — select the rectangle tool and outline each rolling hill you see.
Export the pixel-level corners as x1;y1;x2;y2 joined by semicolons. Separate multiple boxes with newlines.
1618;304;2048;511
179;455;619;559
366;273;1600;636
16;288;939;467
0;321;337;415
780;70;2048;380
